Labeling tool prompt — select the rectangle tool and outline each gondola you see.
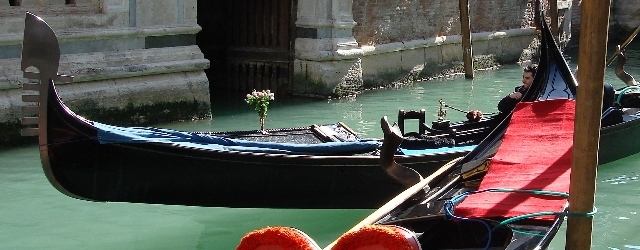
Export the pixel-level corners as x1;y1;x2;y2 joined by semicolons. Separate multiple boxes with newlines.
236;3;578;249
19;12;483;209
398;37;640;167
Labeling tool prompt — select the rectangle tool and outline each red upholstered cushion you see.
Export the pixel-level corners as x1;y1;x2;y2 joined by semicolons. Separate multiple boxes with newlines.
455;99;575;221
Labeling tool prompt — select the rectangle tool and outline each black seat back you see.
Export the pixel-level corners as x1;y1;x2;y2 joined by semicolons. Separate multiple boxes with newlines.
397;109;426;136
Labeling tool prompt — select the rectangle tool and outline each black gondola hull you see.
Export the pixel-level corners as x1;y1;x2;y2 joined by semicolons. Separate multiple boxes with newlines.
43;80;467;208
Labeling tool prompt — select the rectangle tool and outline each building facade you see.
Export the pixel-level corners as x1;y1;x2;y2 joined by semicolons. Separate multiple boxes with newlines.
0;0;209;124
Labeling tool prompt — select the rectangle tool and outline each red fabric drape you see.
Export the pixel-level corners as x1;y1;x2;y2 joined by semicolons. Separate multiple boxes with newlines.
455;99;575;221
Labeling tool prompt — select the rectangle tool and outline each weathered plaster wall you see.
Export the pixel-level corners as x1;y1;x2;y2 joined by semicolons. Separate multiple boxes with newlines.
570;0;639;42
294;0;541;97
0;0;209;123
611;0;640;35
352;0;532;46
0;0;209;148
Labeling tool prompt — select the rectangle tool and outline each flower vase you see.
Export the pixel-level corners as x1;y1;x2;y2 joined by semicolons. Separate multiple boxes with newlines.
259;117;265;131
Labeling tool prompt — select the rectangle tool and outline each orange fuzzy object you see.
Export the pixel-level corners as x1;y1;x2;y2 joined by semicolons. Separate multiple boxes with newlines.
236;226;320;250
332;225;420;250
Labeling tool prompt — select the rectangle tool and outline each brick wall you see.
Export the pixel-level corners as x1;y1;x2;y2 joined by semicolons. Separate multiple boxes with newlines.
571;0;639;40
610;0;640;34
352;0;534;46
569;0;581;34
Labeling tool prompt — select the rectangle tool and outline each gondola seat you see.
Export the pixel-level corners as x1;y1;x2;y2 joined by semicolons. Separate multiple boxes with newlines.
603;82;615;111
602;82;624;126
397;109;426;136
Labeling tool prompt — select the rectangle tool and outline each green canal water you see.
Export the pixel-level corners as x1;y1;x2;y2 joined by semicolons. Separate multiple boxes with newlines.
2;43;640;249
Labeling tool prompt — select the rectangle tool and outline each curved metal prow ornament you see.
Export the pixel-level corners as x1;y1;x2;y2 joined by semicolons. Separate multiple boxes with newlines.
21;12;73;137
21;12;60;79
380;116;423;188
615;45;638;86
20;12;76;199
437;99;447;121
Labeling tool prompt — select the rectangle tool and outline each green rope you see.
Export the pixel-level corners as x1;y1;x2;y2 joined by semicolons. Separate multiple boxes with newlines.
483;188;569;198
447;188;598;239
499;207;598;237
616;86;640;105
563;206;598;218
510;227;548;237
471;188;597;227
498;211;558;227
481;188;597;218
477;189;598;237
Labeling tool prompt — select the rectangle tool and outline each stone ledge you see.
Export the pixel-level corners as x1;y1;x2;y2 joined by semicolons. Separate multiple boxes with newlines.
361;28;536;57
294;28;537;95
64;58;210;82
0;10;129;34
0;24;202;46
0;45;210;90
0;71;210;122
0;5;101;18
296;28;536;62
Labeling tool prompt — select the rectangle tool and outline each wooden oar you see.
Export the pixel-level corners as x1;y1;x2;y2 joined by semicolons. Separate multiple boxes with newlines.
606;25;640;67
322;156;462;250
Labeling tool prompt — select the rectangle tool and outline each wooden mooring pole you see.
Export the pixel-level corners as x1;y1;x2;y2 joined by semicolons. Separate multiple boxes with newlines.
566;0;610;249
459;0;473;79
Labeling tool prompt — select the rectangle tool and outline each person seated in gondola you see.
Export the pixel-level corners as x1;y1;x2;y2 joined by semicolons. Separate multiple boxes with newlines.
497;64;538;113
464;65;537;121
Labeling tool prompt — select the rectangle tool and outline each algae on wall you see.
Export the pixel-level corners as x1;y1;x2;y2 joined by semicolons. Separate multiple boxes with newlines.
73;100;211;127
361;54;505;90
0;120;37;150
0;100;211;150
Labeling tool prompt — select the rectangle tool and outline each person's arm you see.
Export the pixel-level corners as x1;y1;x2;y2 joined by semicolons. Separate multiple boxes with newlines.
497;85;527;113
497;94;518;113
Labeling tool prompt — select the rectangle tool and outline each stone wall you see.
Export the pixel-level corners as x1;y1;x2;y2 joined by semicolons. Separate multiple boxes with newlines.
352;0;531;46
570;0;640;42
0;0;209;123
611;0;640;39
0;0;209;148
294;0;541;96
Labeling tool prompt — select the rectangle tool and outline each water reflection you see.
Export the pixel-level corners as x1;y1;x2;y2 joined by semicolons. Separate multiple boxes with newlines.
546;152;640;250
602;174;640;185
